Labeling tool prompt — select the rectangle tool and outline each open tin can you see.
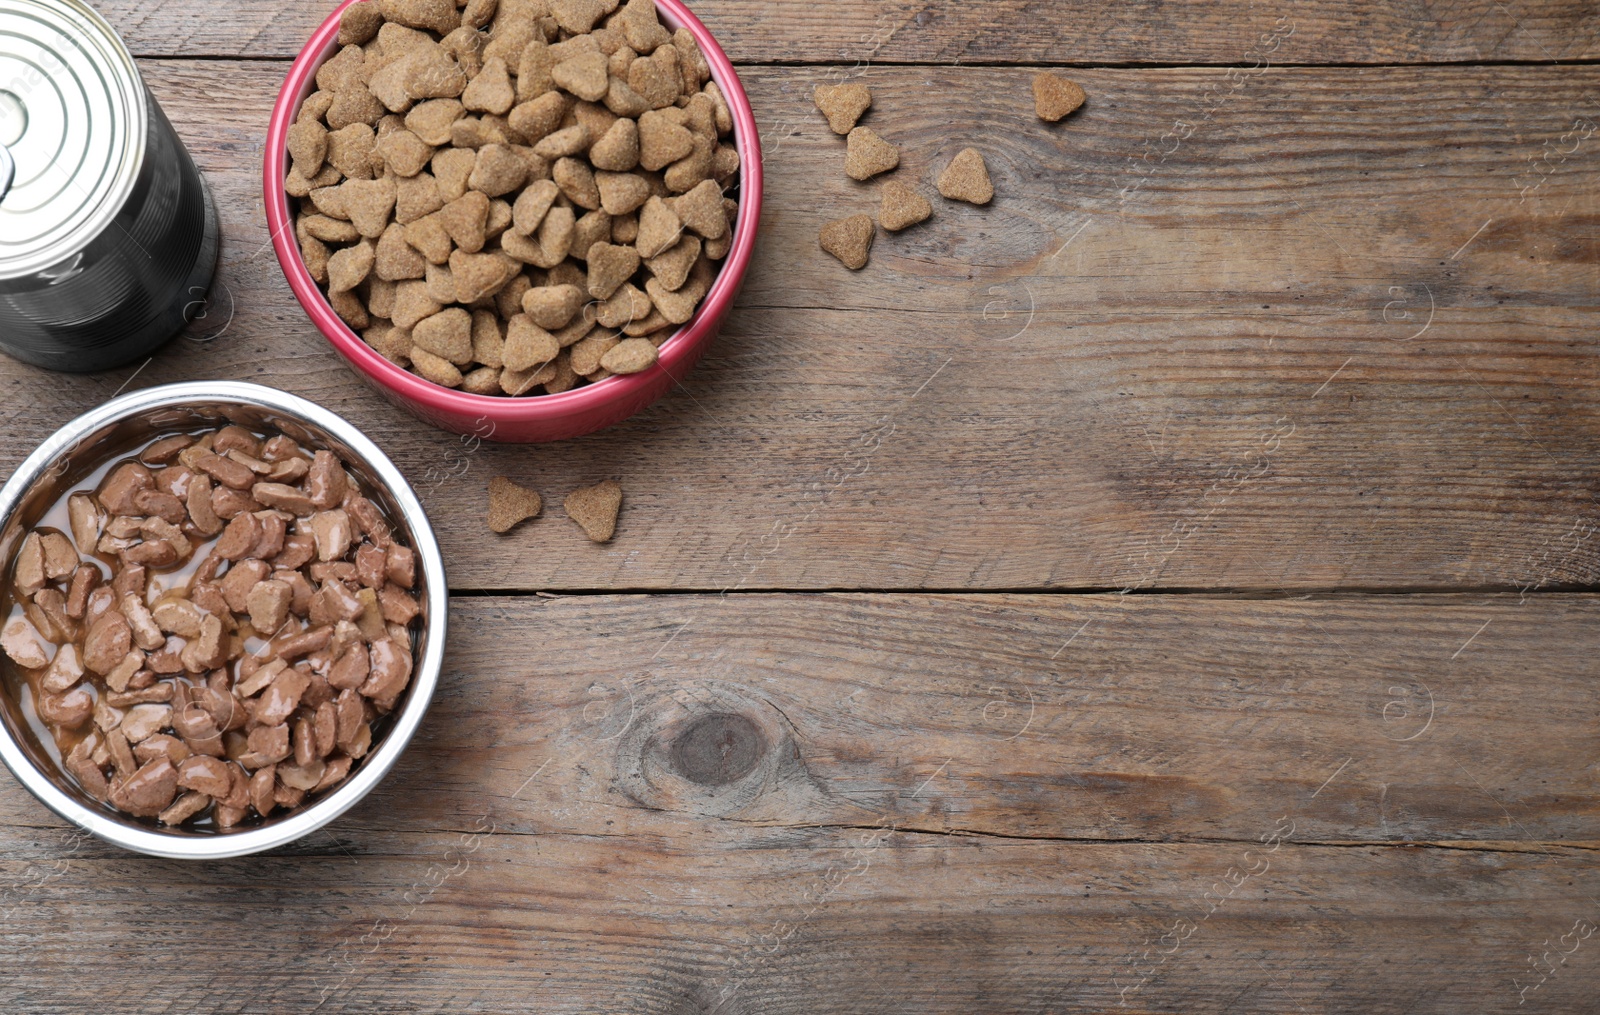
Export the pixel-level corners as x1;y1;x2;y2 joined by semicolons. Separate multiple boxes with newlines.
0;0;219;372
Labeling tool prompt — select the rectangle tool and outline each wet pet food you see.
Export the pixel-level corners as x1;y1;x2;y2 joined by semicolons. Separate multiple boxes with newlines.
1;428;422;828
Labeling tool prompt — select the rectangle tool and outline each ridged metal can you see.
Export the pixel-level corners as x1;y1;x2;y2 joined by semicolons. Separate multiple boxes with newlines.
0;0;219;372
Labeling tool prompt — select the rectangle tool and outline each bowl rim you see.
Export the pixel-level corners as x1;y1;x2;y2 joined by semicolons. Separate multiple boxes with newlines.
0;381;448;859
264;0;764;425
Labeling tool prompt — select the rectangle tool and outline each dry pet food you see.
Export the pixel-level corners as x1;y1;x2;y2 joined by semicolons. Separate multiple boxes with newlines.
878;180;931;232
288;0;743;396
487;476;542;532
1;428;422;829
844;127;899;181
937;147;993;205
819;214;874;270
812;81;870;134
1032;72;1086;122
564;479;622;541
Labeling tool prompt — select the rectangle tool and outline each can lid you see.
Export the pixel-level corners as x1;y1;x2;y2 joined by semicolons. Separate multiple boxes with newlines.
0;0;146;279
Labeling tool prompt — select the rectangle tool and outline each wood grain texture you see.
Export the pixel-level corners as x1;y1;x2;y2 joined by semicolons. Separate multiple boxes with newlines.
99;0;1600;65
1;594;1596;1013
2;60;1592;592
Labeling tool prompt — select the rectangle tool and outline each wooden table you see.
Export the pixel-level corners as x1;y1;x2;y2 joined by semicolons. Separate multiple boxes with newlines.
2;1;1598;1011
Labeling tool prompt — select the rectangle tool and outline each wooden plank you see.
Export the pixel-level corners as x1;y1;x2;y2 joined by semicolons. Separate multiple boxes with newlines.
1;594;1597;1011
1;833;1594;1012
100;0;1600;65
4;593;1597;844
5;61;1597;592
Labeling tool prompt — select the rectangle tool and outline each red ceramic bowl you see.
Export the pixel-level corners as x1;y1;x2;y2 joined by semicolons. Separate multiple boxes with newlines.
265;0;762;442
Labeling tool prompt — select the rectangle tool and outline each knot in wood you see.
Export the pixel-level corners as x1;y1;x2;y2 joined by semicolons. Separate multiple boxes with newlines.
670;712;767;786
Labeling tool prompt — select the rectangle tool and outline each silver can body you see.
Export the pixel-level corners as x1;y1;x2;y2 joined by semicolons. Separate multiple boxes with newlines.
0;0;219;372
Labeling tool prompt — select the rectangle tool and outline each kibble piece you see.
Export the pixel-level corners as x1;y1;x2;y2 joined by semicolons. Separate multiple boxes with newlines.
634;195;681;259
643;276;697;323
564;479;622;542
589;118;640;172
343;178;399;238
327;240;376;294
504;314;560;371
403;213;454;264
468;143;528;197
570;331;620;374
500;360;558;395
663;134;713;192
326;83;387;132
439;189;491;252
586;242;640;300
550;0;607;33
553;50;610;102
534;124;590;160
595;170;649;216
570;208;615;260
487;476;542;533
535;205;577;265
395;172;444;224
594;283;651;327
552;157;601;210
813;81;871;135
507;90;567;143
637;109;694;171
879;180;932;231
522;284;585;329
672;179;727;240
413;307;474;363
287;120;329;177
643;234;699;292
627;45;680;109
599;335;657;374
392;279;443;329
432;147;477;201
377;128;435;177
819;214;874;270
380;0;459;35
326;123;378;180
450;249;520;303
378;221;428;281
410;346;464;386
340;1;385;45
462;56;516;114
470;309;506;367
937;147;993;205
509;180;559;236
404;98;465;146
1033;72;1086;122
844;127;899;181
611;212;639;244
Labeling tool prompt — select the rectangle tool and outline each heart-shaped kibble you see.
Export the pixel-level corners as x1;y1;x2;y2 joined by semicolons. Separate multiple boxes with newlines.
820;214;875;270
564;479;624;542
879;180;932;232
487;476;542;533
1032;72;1086;122
844;127;900;181
937;147;994;205
813;82;872;135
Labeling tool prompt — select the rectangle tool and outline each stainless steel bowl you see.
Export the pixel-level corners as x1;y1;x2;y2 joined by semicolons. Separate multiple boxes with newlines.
0;381;447;858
